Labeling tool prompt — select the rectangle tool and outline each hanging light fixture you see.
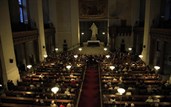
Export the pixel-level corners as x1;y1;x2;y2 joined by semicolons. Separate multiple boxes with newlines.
51;86;59;94
128;48;132;51
66;65;72;70
104;48;107;51
44;54;48;58
78;48;82;51
74;55;78;59
154;66;160;74
109;66;115;70
55;48;58;51
139;55;143;59
106;55;110;58
27;65;32;69
117;87;126;95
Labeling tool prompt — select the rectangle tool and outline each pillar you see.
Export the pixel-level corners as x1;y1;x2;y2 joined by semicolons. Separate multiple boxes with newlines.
29;0;47;61
49;0;58;49
0;0;20;85
142;0;161;64
142;0;151;64
50;0;79;50
71;0;80;47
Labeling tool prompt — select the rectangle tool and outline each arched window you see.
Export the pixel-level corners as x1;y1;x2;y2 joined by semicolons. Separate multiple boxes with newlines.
18;0;28;24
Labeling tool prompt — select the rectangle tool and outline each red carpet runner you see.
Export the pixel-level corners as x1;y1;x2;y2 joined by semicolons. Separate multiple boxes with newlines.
78;66;100;107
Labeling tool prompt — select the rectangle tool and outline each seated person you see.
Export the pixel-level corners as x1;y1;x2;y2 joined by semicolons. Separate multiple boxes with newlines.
59;103;65;107
64;88;71;95
145;96;153;102
165;80;171;87
40;99;45;105
147;85;153;94
7;80;15;90
122;67;127;72
50;100;57;107
35;99;40;105
103;95;109;102
125;91;132;95
153;97;160;107
113;77;117;81
108;85;113;90
70;78;76;86
131;103;135;107
110;98;116;103
66;103;72;107
124;102;129;107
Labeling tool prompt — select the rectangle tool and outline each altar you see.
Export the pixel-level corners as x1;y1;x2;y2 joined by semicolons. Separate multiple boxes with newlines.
87;40;100;47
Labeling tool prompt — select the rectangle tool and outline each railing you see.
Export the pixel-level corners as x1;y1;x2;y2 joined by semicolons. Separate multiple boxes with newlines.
98;63;103;107
12;30;38;45
75;65;87;107
68;43;81;51
134;27;171;36
12;28;55;45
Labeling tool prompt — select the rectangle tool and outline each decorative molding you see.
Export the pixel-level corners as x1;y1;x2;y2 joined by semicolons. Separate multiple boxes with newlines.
133;27;144;34
44;28;56;39
12;30;38;45
109;26;132;38
150;28;171;36
133;27;171;41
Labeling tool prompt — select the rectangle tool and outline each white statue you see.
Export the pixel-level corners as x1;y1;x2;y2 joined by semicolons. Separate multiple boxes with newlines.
90;23;98;40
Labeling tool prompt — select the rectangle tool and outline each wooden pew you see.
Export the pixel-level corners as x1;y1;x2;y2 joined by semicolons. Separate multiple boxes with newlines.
0;96;74;106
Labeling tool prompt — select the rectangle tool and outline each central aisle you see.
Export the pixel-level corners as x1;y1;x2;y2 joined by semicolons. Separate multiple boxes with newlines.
78;64;101;107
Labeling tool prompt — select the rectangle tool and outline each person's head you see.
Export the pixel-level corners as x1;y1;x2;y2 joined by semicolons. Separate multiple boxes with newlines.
131;103;135;107
51;100;55;104
148;96;152;99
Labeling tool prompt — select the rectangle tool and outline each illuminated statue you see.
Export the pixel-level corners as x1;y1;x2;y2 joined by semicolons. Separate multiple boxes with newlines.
90;23;98;40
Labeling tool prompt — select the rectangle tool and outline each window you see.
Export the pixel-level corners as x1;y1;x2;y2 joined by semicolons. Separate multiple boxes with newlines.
18;0;28;24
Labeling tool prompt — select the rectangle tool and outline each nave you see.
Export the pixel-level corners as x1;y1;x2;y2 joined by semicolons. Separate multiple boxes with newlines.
0;48;171;107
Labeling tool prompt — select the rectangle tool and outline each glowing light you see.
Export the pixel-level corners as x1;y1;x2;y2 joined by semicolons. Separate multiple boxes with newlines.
44;54;48;58
154;66;160;71
51;87;59;94
102;32;105;35
117;88;125;95
55;48;58;51
74;55;78;59
66;65;72;70
78;48;82;51
104;48;107;51
139;55;143;59
106;55;110;59
128;48;132;51
27;65;32;69
109;66;115;70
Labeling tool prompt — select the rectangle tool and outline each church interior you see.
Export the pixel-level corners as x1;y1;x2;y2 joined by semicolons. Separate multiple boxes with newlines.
0;0;171;107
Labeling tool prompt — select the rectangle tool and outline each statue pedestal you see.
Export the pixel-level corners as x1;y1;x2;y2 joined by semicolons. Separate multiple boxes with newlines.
87;40;100;47
91;36;97;40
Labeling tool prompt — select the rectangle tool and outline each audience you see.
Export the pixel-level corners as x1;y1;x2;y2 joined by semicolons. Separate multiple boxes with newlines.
145;96;153;102
50;100;57;107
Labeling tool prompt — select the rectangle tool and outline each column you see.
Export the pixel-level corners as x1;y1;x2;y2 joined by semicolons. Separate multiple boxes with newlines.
50;0;79;50
142;0;151;64
142;0;161;64
131;0;140;51
49;0;58;49
71;0;80;47
29;0;46;61
0;0;20;85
